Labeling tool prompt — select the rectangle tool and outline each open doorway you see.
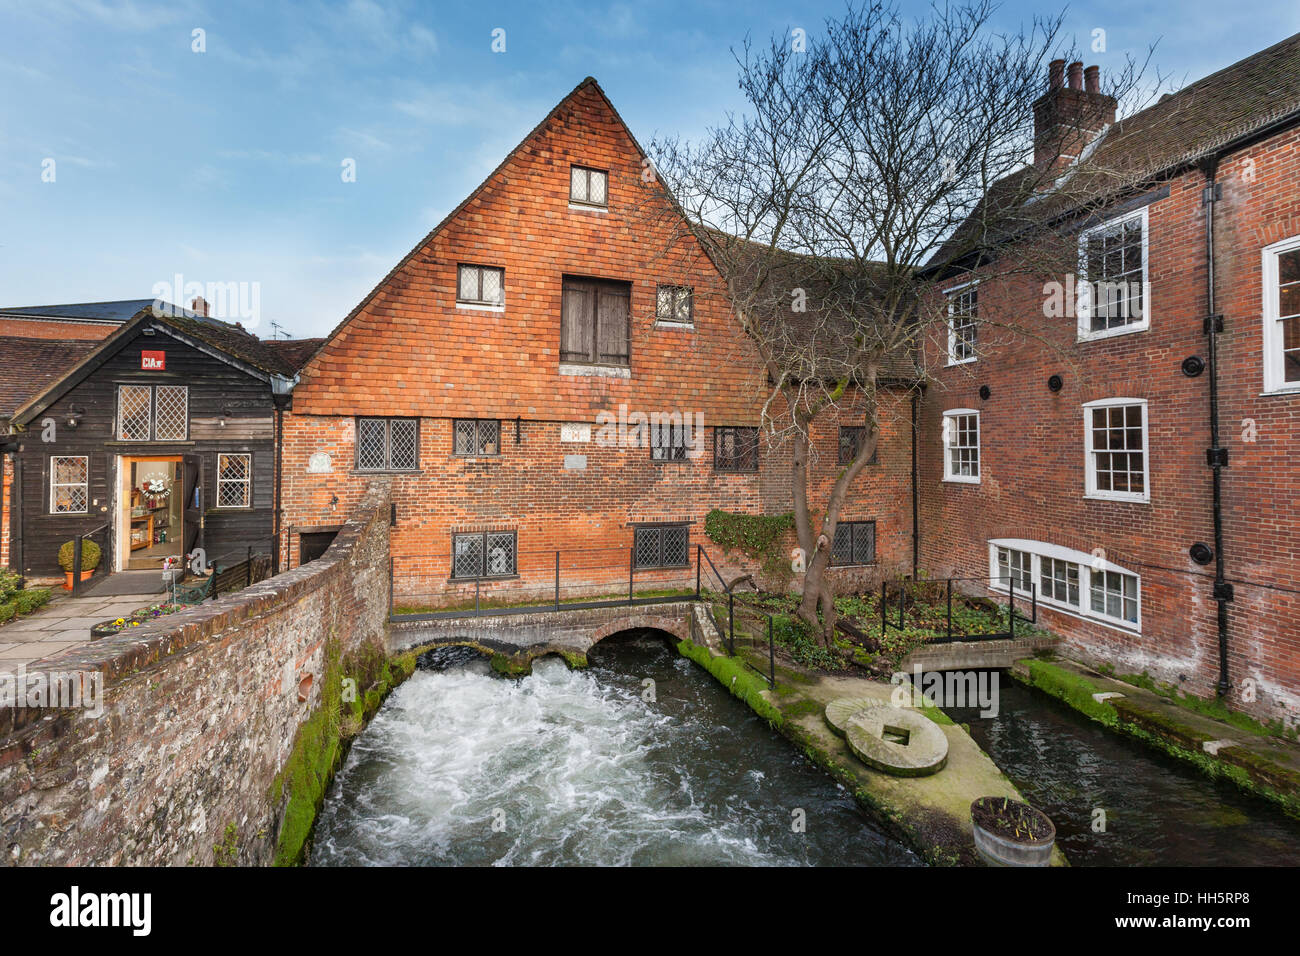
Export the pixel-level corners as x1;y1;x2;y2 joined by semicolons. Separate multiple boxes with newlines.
119;456;184;571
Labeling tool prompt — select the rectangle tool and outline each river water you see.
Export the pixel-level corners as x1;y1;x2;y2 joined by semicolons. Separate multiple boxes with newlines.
947;680;1300;866
310;635;918;866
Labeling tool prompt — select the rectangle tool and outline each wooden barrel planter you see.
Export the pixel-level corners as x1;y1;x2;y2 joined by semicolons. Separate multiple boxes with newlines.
971;797;1056;867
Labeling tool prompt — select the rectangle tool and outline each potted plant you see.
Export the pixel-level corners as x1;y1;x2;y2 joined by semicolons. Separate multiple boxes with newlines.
970;796;1056;867
58;539;102;590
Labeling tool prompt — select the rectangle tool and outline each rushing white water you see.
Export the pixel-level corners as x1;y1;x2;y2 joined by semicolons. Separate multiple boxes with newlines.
310;637;917;866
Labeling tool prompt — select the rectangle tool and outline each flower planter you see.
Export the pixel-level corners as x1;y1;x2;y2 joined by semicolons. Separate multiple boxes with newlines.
62;569;93;591
971;797;1056;867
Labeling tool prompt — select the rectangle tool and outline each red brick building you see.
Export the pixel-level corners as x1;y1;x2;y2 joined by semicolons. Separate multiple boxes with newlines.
920;38;1300;728
280;79;916;607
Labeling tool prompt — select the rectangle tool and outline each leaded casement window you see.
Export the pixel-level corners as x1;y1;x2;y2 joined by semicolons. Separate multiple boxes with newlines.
356;417;419;471
1078;207;1149;338
1090;568;1140;627
988;540;1141;631
831;520;876;566
1083;399;1149;502
656;284;693;325
49;456;88;514
942;410;980;483
995;546;1033;594
560;277;630;366
117;384;188;441
452;531;517;579
650;418;690;462
453;419;501;457
457;264;505;307
1262;234;1300;393
1040;557;1080;607
946;283;978;363
634;524;689;569
216;453;251;508
838;426;879;465
569;165;608;208
714;426;758;473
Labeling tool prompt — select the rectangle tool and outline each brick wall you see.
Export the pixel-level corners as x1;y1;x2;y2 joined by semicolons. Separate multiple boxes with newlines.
919;126;1300;728
0;484;391;866
281;78;918;608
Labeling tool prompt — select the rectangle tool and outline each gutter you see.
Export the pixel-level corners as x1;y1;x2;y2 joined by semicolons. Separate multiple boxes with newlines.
910;391;920;577
1200;157;1232;698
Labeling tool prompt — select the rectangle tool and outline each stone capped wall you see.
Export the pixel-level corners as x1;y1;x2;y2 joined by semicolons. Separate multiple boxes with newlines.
0;483;392;866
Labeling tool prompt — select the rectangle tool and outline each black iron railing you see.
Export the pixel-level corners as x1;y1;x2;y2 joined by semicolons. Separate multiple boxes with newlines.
880;575;1037;645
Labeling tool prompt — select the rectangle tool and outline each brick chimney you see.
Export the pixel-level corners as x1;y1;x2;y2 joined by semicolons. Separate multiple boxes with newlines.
190;296;210;317
1032;59;1116;171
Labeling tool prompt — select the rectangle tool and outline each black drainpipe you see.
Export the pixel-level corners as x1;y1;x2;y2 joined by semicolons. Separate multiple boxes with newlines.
272;395;287;576
910;391;919;577
1201;157;1232;697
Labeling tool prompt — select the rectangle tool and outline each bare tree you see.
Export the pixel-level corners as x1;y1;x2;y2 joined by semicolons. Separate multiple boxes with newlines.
646;0;1156;639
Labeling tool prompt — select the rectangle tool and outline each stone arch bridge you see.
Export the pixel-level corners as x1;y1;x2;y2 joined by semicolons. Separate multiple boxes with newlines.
388;601;703;675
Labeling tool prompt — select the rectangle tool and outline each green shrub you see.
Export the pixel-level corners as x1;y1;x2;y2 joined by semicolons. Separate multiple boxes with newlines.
13;588;50;615
57;539;101;572
0;568;20;604
0;603;15;624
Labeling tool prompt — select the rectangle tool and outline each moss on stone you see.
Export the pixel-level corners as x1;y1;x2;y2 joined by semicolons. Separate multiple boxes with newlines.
270;637;418;866
675;638;784;727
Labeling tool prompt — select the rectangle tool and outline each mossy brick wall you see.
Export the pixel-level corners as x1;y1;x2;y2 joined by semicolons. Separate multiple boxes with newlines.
0;483;392;866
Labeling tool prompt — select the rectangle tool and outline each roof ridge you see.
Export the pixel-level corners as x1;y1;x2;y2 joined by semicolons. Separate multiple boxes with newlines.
298;75;615;373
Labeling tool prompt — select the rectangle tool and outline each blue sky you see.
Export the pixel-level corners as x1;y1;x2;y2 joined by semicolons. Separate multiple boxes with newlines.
2;0;1297;338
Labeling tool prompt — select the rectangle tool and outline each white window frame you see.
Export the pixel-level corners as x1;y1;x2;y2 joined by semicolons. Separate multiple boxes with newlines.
1077;206;1150;341
945;280;978;365
1262;233;1300;394
215;453;252;509
942;409;980;484
988;538;1141;633
49;455;89;515
1083;398;1150;503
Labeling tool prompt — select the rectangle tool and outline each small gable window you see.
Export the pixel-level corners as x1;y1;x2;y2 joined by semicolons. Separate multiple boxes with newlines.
570;165;608;208
457;264;504;308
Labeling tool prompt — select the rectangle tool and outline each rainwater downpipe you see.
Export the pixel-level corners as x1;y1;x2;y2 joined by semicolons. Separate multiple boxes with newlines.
910;391;920;577
1201;157;1232;697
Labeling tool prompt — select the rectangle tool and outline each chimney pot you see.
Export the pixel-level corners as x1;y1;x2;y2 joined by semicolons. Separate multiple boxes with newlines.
1084;65;1099;94
190;296;210;317
1048;58;1065;90
1068;61;1084;90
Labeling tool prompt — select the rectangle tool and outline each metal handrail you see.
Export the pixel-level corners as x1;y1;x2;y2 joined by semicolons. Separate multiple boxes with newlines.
880;575;1038;645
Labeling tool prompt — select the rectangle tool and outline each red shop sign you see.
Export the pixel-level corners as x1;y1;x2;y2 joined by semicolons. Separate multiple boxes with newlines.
141;350;166;370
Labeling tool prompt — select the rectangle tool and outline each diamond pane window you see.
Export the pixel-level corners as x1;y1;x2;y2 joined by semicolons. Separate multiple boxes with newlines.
650;419;689;462
356;418;418;471
453;419;500;456
456;264;505;306
714;426;758;473
838;426;878;465
154;386;188;440
656;284;693;324
50;456;88;514
452;531;516;579
831;520;876;566
634;524;690;569
117;385;152;441
569;165;608;207
216;453;251;508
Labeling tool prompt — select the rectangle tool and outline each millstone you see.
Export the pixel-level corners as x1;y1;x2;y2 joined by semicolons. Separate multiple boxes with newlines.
843;705;949;777
823;696;888;737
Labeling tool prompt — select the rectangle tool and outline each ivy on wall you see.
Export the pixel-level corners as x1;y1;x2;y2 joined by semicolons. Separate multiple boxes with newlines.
703;509;796;585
